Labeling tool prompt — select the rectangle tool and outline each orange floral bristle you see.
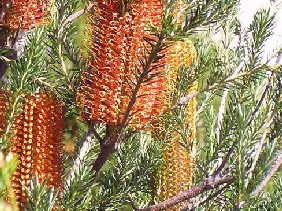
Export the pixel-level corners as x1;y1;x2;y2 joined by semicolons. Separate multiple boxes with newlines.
2;91;65;210
0;90;9;135
0;0;51;30
77;0;165;129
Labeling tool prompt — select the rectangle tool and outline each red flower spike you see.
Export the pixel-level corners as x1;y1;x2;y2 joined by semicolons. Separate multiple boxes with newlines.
0;0;52;30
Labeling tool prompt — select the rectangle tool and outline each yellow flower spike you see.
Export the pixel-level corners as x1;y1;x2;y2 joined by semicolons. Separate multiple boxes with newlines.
152;39;197;211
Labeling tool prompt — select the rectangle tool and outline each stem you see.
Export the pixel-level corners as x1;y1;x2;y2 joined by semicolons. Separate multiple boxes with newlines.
64;127;94;188
58;2;95;36
251;154;282;197
0;0;12;21
133;175;234;211
92;139;117;178
58;42;72;91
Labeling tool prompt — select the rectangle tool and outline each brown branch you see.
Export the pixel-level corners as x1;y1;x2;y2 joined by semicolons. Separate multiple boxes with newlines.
186;183;230;211
59;2;95;33
134;175;234;211
0;0;12;21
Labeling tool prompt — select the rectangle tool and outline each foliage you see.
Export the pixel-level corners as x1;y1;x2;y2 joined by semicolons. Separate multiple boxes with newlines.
0;0;282;211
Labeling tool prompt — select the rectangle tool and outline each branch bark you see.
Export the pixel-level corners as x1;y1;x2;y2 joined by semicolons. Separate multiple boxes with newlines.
0;0;12;21
134;175;234;211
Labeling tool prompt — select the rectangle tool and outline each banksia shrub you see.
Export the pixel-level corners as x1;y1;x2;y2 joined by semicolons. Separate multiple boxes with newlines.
1;91;65;209
152;39;197;210
0;0;51;30
76;0;165;129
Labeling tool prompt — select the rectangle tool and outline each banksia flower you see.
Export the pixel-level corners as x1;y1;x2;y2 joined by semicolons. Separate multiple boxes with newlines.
164;39;197;106
152;39;197;210
77;0;126;125
121;0;165;129
0;0;51;30
1;91;65;209
171;0;186;26
77;0;165;129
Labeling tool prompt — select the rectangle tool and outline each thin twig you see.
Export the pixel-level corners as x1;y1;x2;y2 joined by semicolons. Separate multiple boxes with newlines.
128;195;139;211
133;175;234;211
171;62;270;110
251;154;282;197
64;126;94;189
92;126;103;144
247;52;282;127
213;141;236;177
245;112;274;189
58;2;95;35
246;76;272;127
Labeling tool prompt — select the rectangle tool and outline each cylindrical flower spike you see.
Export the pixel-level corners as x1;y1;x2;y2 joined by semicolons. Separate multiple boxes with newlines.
121;0;165;129
1;91;65;210
152;39;197;210
77;0;165;129
77;0;126;125
0;0;52;30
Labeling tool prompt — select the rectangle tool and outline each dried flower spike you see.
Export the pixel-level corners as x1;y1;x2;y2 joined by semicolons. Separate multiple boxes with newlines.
0;0;52;30
0;90;9;135
1;91;65;210
77;0;165;129
152;39;197;210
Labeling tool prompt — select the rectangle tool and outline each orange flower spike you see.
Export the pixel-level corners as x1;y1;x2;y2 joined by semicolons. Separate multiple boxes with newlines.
77;0;126;125
5;92;65;210
1;0;52;30
164;39;197;107
121;0;165;129
78;0;165;129
32;92;65;188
